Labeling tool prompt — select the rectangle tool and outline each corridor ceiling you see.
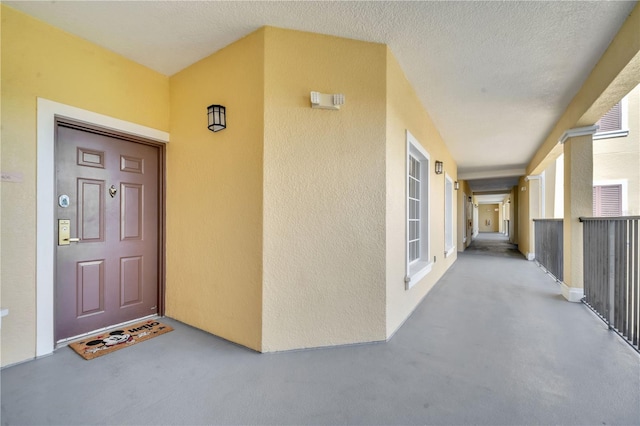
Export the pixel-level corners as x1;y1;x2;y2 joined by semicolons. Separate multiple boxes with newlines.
7;1;636;190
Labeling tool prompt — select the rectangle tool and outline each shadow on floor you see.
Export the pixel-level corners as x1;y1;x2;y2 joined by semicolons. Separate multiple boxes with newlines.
464;232;524;258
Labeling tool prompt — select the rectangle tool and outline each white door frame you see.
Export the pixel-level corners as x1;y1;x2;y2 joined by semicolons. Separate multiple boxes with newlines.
36;98;169;357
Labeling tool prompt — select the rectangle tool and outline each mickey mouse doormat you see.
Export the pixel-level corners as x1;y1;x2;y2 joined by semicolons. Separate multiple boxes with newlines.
69;320;173;360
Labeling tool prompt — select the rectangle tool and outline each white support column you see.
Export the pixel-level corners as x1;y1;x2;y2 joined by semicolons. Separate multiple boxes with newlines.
554;155;565;218
560;126;597;302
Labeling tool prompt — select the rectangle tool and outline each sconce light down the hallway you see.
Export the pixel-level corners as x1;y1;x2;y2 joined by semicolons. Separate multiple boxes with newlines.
207;104;226;132
454;181;460;190
435;161;443;175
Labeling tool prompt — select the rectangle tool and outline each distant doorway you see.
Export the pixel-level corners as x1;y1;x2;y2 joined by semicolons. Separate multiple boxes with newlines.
478;204;499;232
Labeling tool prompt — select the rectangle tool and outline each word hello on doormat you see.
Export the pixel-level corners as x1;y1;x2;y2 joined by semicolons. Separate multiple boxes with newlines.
69;320;173;360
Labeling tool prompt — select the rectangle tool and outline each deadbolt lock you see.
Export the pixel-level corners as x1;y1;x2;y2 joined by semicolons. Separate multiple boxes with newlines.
58;219;80;245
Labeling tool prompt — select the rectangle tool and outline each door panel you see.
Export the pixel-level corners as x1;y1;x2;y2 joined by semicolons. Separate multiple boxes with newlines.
55;124;159;341
121;183;143;240
120;256;143;306
76;260;105;317
77;178;105;242
120;155;143;173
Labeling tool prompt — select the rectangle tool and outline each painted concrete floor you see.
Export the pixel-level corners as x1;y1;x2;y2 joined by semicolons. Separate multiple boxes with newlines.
465;232;524;258
2;240;640;425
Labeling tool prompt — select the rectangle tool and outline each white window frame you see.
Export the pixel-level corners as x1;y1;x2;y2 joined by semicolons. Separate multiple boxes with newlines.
594;96;629;140
405;130;432;290
444;173;455;257
462;193;468;243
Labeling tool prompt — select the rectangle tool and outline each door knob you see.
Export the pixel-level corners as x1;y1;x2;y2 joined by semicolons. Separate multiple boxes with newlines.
58;219;81;245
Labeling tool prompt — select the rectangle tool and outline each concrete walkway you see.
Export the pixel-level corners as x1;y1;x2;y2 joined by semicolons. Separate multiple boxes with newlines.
2;253;639;425
465;232;523;258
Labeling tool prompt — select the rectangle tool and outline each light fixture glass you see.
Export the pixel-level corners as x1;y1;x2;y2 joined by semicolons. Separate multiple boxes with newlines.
207;105;226;132
454;181;460;190
435;161;443;175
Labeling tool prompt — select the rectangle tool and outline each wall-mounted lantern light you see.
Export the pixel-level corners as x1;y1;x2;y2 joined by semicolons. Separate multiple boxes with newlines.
207;104;226;132
454;181;460;190
435;161;443;175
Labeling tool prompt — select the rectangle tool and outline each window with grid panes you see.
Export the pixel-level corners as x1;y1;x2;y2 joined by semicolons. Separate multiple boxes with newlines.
405;131;432;289
408;154;421;262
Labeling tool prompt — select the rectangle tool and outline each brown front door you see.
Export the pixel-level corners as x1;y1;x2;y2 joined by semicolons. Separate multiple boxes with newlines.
55;122;161;341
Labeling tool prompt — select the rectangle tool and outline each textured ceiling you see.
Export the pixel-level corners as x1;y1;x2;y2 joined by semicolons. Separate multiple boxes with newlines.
6;0;636;189
468;176;520;193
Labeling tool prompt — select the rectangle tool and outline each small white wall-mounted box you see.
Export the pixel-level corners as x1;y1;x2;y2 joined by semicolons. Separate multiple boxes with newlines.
310;91;345;110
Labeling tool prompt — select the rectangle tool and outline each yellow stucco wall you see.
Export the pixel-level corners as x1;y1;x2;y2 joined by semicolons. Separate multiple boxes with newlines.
478;204;499;233
563;134;593;289
1;9;462;361
517;177;531;258
509;187;518;244
385;49;457;337
167;30;265;351
593;84;640;215
0;5;170;366
261;28;387;351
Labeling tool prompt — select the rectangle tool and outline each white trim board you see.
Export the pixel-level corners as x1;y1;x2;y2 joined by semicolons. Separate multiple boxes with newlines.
36;98;169;357
561;282;584;303
558;125;597;144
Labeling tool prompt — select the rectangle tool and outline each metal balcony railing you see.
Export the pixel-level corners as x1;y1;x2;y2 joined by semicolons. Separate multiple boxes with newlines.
533;219;564;281
580;216;640;353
